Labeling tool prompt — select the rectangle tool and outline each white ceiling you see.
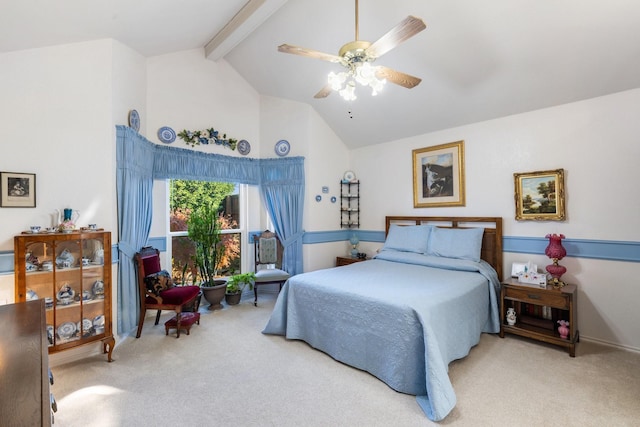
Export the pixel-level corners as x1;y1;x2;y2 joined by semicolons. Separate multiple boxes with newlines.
3;0;640;149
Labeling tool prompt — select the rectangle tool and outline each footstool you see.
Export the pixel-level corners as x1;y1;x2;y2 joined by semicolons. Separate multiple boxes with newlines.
164;312;200;337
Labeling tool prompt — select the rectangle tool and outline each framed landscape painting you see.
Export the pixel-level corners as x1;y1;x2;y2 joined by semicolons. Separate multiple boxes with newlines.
412;141;465;208
0;171;36;208
514;169;565;220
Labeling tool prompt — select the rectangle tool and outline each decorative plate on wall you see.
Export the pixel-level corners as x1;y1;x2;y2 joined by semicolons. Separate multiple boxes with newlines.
128;109;140;131
275;139;290;157
237;139;251;155
157;126;176;143
343;170;356;182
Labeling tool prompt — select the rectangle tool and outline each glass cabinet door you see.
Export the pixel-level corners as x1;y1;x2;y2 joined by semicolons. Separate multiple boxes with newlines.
52;238;82;347
23;238;56;346
80;237;106;339
23;237;107;347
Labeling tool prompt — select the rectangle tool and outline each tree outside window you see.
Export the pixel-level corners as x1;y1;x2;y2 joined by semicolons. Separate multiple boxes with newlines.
169;180;241;284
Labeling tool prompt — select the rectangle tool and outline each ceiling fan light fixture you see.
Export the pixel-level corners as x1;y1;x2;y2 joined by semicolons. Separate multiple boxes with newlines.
328;71;349;91
329;62;387;101
339;81;357;101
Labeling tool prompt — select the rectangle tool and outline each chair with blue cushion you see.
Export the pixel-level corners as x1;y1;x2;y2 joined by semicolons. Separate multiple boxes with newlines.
253;230;290;306
134;246;201;338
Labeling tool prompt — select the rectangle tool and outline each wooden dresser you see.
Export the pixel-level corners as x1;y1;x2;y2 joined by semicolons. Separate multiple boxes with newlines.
0;299;54;426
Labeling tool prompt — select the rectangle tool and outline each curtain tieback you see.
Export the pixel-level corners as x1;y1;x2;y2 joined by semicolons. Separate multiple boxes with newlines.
117;241;137;259
281;232;303;248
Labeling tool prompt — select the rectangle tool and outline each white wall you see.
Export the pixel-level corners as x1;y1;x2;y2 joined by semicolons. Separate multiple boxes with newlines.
258;95;352;270
0;39;147;361
351;89;640;351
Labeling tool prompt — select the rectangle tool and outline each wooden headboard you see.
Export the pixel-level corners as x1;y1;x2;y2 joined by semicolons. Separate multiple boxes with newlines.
385;216;503;281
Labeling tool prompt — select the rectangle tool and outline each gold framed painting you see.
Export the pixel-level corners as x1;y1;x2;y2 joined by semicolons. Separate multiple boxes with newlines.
0;171;36;208
412;140;465;208
514;169;565;221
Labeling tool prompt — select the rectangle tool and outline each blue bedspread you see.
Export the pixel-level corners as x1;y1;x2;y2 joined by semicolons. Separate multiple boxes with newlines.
263;252;500;421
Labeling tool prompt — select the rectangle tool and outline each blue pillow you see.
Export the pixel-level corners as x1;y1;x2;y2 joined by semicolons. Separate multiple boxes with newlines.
428;227;484;262
381;224;432;254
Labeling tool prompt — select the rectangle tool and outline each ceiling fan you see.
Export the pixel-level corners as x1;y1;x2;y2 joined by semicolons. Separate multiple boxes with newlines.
278;0;426;100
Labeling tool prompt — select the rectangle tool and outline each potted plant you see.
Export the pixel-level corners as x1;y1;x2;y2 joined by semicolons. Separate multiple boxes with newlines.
225;272;256;305
187;202;227;310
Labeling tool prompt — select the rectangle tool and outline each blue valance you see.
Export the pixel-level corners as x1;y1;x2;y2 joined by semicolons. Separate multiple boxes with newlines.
117;125;304;185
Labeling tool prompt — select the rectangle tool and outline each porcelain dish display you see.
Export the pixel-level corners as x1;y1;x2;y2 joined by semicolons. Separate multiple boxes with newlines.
275;139;290;157
343;170;356;182
57;284;75;304
93;314;105;333
157;126;176;143
57;322;76;340
237;139;251;155
128;109;140;131
46;325;54;345
77;318;94;337
92;280;105;298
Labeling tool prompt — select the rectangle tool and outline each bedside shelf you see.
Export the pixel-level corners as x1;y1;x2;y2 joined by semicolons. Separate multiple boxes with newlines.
499;279;579;357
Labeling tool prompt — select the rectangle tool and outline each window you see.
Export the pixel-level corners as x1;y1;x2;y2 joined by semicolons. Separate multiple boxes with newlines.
167;180;245;284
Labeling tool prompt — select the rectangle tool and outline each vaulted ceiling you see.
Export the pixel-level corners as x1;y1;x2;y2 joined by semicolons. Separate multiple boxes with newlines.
3;0;640;148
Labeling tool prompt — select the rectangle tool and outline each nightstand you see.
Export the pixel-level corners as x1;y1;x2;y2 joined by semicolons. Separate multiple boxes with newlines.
336;256;367;267
500;279;579;357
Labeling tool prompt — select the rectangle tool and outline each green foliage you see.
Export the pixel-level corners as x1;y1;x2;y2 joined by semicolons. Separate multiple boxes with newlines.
187;203;226;286
170;180;234;214
226;272;256;294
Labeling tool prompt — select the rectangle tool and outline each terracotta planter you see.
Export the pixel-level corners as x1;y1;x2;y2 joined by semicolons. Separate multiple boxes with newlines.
225;292;241;305
201;279;227;310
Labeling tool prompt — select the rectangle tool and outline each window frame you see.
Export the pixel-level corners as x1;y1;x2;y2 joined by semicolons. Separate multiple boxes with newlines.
166;180;249;277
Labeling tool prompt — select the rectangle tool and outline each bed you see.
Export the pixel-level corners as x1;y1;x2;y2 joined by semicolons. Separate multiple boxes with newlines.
263;216;503;421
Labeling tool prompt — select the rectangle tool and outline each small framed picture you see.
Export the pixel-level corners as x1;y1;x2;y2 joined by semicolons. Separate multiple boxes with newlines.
514;169;565;220
412;140;465;208
0;171;36;208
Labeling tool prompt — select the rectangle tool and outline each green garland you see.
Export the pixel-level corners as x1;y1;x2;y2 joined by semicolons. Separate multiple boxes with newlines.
177;128;238;150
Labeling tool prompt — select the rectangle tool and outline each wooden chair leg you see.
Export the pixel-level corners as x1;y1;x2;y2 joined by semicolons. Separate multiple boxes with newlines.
254;286;258;306
135;308;147;338
174;309;182;338
154;310;162;325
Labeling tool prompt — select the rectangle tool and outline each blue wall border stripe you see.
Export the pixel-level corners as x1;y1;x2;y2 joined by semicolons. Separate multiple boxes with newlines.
2;233;638;275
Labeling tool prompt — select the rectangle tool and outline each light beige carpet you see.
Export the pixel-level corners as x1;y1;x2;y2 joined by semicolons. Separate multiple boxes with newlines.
52;293;640;426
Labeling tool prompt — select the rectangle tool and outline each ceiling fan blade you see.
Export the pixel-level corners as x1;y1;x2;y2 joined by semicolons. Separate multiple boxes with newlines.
278;44;343;63
376;66;422;89
314;85;333;99
365;16;426;59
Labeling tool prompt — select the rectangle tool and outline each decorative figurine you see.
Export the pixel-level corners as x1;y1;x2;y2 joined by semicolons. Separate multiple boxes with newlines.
557;320;570;339
506;307;517;326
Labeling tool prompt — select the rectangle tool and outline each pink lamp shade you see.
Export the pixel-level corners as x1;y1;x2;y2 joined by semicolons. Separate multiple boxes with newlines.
545;233;566;260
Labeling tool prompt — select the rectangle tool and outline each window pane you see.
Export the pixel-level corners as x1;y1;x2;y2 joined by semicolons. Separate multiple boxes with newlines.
171;235;196;284
171;233;241;282
169;179;242;282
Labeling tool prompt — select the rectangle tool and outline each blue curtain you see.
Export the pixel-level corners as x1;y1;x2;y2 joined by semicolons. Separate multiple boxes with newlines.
116;126;155;334
115;125;306;334
259;157;305;275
